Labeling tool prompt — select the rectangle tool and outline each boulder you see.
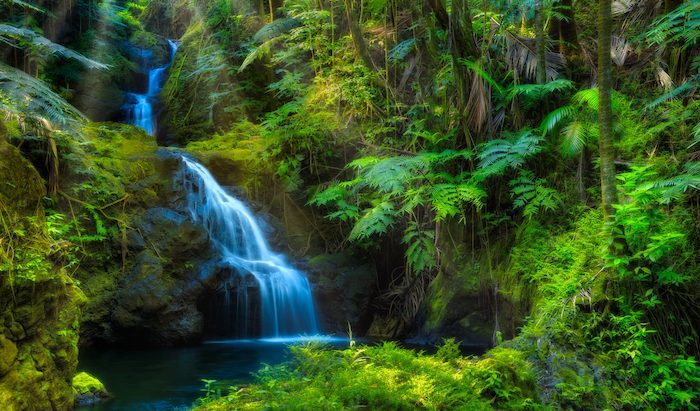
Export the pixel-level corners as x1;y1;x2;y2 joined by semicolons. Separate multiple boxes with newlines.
73;372;110;406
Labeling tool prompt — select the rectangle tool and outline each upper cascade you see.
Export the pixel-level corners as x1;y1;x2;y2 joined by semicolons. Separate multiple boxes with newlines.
178;156;319;338
124;39;179;136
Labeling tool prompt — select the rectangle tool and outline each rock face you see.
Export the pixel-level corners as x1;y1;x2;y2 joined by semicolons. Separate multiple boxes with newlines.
0;125;86;410
65;127;220;346
306;252;377;335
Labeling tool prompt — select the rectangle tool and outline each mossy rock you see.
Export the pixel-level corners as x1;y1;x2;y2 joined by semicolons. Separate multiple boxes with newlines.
0;336;17;377
73;372;110;406
0;122;46;213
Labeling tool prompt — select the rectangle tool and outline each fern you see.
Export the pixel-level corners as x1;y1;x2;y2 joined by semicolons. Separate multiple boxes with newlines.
509;170;561;218
349;200;396;241
389;38;416;62
430;182;485;221
650;162;700;204
0;25;108;69
402;222;437;273
507;79;575;104
476;129;543;178
0;63;86;131
253;18;301;43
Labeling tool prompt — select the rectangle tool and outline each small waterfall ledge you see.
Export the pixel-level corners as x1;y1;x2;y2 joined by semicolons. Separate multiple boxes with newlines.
124;39;179;136
178;156;319;338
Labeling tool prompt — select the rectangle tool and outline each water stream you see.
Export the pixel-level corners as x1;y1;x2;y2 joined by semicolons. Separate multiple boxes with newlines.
124;40;178;136
80;38;324;409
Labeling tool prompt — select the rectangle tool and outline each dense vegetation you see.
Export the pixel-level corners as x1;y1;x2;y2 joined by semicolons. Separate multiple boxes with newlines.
1;0;699;409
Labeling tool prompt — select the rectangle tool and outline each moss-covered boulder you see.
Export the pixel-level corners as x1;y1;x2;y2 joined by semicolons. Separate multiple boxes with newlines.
72;371;110;406
0;123;45;214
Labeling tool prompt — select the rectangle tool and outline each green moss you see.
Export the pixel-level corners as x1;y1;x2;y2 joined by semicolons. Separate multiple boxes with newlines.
0;336;18;376
72;372;106;396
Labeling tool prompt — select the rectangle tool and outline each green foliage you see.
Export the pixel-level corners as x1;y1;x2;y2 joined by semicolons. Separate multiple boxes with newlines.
509;170;561;218
193;342;540;410
476;129;543;178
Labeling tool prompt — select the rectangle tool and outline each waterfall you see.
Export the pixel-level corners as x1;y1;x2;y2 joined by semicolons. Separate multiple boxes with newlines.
178;157;319;338
125;40;179;136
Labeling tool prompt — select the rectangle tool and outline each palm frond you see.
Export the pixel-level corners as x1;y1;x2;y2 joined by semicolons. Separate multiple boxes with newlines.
540;105;575;135
504;32;566;82
647;74;700;109
560;120;590;157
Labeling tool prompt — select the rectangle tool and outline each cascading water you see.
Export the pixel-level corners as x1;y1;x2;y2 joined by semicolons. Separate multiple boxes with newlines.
178;157;319;338
124;39;179;136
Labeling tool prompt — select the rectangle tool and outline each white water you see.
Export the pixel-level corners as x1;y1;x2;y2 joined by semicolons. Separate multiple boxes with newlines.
125;40;178;136
178;157;319;338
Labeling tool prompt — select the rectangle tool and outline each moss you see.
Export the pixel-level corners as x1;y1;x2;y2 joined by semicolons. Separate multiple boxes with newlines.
72;371;106;395
0;336;18;376
0;123;46;214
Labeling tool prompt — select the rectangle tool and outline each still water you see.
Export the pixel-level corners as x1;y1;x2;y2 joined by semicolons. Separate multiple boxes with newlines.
78;337;349;410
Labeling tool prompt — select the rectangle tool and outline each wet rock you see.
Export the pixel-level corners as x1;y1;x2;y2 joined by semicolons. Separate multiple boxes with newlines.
306;251;377;335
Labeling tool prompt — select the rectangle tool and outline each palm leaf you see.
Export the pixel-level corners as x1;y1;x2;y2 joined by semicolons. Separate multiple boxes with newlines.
540;105;575;135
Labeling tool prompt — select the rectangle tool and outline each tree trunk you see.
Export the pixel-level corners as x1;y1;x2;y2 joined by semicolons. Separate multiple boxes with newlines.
597;0;616;219
535;0;547;85
550;0;580;58
453;0;480;143
344;0;375;70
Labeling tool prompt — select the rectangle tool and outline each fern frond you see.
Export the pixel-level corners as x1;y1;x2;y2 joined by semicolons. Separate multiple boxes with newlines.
0;63;85;131
507;79;575;104
0;25;108;69
349;201;396;241
477;129;543;178
647;74;700;109
389;38;416;62
402;222;436;273
510;170;561;218
252;18;301;43
690;123;700;149
239;37;281;72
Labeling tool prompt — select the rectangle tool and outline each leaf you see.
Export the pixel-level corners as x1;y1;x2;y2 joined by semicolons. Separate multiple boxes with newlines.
459;59;505;96
349;201;396;241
